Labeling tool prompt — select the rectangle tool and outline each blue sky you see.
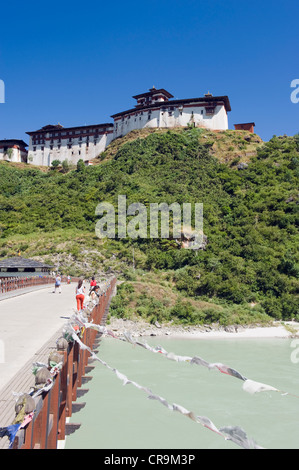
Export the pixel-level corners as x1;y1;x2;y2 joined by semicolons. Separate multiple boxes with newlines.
0;0;298;143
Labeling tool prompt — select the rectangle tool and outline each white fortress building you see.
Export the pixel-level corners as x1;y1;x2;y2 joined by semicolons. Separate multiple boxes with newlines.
0;139;28;163
111;87;231;139
26;87;231;166
26;123;113;167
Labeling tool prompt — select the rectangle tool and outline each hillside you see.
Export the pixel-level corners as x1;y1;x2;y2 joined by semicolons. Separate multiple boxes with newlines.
95;127;263;165
0;127;298;325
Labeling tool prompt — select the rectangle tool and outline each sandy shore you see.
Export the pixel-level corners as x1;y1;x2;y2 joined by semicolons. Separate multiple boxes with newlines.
108;317;299;340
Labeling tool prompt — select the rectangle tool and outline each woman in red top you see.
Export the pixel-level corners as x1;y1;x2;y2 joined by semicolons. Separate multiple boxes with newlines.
76;279;85;311
89;276;97;296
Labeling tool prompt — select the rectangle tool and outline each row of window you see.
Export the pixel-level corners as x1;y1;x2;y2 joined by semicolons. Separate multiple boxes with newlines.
137;97;162;105
47;128;107;138
120;107;176;122
116;108;186;129
117;107;206;124
32;142;92;151
48;149;87;155
32;135;100;145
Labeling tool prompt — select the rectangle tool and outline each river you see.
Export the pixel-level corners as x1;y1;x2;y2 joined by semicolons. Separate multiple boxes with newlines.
65;336;299;450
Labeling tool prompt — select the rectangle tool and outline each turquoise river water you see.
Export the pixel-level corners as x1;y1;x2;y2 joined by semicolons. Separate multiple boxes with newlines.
65;336;299;450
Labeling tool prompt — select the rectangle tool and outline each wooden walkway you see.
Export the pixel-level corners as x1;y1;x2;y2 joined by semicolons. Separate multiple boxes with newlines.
0;278;117;449
0;327;64;449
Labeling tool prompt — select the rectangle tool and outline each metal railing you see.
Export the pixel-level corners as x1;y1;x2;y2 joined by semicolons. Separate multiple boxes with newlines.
9;277;116;449
0;276;85;295
0;276;55;294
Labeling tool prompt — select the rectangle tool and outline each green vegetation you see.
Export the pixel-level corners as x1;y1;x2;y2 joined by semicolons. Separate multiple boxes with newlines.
0;128;298;324
4;148;13;160
51;159;61;169
109;276;271;327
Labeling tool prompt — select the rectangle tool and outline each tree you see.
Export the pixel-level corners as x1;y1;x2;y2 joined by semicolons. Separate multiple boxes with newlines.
76;159;85;172
62;159;70;173
4;148;13;160
51;159;61;169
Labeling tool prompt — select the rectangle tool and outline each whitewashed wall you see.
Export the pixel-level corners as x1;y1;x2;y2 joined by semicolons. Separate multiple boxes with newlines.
0;147;24;163
113;103;228;139
28;132;113;166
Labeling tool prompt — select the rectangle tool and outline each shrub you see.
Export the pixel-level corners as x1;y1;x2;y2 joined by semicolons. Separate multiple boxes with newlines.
51;159;61;169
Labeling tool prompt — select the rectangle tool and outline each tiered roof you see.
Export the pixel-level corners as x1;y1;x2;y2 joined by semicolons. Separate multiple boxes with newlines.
111;88;231;118
0;257;53;269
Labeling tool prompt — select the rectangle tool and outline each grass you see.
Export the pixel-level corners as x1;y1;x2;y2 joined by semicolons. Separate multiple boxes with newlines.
109;272;272;327
94;127;263;165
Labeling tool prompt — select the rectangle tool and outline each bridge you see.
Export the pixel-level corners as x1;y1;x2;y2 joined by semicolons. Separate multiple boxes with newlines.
0;277;116;449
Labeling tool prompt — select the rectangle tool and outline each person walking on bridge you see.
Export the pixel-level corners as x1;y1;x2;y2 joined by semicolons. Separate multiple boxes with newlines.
76;279;85;311
53;274;62;294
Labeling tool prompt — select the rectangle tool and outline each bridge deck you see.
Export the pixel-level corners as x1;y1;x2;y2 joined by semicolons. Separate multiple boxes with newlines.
0;282;78;449
0;280;113;449
0;327;63;449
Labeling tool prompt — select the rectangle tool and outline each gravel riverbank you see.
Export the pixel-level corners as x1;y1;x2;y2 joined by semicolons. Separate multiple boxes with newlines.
107;317;299;339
